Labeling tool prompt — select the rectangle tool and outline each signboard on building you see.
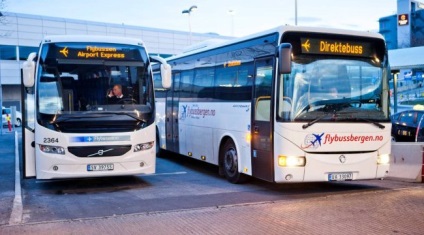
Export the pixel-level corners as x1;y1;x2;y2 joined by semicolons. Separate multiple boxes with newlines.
416;72;423;82
398;14;409;26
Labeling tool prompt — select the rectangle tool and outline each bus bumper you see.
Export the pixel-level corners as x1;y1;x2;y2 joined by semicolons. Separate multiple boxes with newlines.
34;150;156;180
274;152;390;183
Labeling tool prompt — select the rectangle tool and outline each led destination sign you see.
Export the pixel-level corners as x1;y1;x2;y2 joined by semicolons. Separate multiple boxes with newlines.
54;44;141;60
300;38;373;57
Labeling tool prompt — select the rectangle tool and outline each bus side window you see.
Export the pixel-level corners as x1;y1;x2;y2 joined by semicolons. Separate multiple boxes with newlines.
254;63;273;121
279;97;292;120
180;71;194;98
255;96;271;121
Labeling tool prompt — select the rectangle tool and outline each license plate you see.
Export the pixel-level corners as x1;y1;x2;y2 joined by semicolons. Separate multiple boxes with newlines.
87;164;114;171
328;172;353;181
401;130;410;136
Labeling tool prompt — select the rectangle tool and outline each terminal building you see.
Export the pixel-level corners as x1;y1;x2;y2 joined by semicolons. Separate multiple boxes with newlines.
0;12;232;109
379;0;424;112
379;0;424;50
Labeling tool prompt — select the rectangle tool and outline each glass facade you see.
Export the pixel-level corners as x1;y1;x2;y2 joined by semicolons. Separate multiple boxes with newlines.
0;45;17;60
19;46;39;60
0;12;232;105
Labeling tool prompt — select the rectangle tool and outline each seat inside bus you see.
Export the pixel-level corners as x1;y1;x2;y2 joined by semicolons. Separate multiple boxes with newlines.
60;76;75;111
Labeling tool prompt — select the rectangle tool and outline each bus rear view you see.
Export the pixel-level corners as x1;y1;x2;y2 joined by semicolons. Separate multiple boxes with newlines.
22;35;171;179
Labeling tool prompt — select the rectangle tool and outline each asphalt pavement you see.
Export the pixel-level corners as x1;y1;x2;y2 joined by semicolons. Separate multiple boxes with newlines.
0;130;16;226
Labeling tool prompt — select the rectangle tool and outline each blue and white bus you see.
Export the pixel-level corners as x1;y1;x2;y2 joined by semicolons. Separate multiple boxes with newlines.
154;26;391;183
22;35;171;179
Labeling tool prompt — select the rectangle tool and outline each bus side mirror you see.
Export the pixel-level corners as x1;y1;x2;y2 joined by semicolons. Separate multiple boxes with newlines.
23;52;37;87
160;63;172;89
150;55;172;89
277;43;292;74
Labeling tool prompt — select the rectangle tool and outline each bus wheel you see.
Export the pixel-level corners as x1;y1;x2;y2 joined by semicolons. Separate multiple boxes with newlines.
221;139;247;184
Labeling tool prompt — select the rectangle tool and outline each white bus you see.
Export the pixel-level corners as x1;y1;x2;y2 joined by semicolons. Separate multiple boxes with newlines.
21;35;171;179
154;26;391;183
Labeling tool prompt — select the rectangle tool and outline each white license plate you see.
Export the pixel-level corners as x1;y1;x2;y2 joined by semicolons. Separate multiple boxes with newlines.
328;172;353;181
87;164;114;171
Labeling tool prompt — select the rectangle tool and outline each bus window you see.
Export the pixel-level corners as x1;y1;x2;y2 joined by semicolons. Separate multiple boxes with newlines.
254;63;273;121
38;79;63;114
180;70;194;98
255;96;271;121
194;68;214;99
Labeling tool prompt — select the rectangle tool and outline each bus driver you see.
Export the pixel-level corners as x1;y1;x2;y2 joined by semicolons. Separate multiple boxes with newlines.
107;84;124;104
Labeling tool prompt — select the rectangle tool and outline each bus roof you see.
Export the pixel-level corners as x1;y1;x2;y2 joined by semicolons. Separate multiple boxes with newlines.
166;25;385;61
41;35;145;46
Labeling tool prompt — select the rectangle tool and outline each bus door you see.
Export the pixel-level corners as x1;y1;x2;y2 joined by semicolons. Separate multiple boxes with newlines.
21;78;36;178
165;72;180;152
251;57;274;182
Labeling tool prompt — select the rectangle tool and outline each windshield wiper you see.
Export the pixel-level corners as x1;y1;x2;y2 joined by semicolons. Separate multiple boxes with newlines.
104;112;148;123
83;111;148;123
51;112;147;124
356;117;385;129
51;115;103;124
302;111;334;129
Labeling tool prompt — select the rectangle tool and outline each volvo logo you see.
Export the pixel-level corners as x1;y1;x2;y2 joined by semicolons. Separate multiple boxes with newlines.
87;148;113;157
339;155;346;164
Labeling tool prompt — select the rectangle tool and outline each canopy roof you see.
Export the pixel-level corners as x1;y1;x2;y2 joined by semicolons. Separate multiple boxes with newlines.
389;46;424;70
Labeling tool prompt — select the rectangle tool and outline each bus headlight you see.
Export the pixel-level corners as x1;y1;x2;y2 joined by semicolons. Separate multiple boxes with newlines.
377;154;390;165
278;155;306;167
39;144;65;155
134;141;154;152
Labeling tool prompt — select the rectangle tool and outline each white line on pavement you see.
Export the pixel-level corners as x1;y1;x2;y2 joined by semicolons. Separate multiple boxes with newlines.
145;171;187;176
9;131;23;225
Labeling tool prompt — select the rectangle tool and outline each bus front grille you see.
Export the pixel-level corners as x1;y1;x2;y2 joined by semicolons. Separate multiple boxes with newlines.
68;145;132;157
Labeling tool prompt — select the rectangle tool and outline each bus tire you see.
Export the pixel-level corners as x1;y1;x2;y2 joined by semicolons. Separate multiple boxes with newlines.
220;139;247;184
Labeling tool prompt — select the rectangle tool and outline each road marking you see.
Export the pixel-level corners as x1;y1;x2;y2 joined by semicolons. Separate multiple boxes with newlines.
9;131;23;225
145;171;187;176
33;171;188;183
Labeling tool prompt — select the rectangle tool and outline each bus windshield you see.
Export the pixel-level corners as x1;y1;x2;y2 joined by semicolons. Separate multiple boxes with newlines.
278;56;388;122
36;42;154;132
